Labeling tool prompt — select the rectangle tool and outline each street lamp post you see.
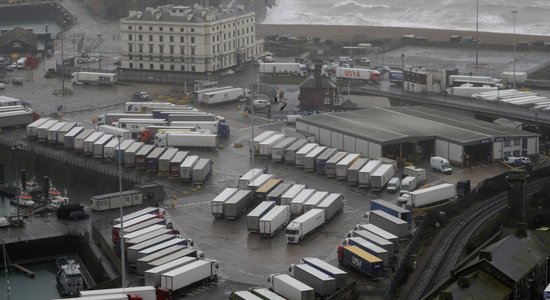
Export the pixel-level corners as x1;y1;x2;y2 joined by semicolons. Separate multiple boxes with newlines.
250;64;256;166
511;10;519;90
117;135;125;288
475;0;479;68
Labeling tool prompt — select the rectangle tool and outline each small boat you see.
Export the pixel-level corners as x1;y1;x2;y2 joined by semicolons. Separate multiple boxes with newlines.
25;177;41;194
56;256;84;297
49;185;70;209
10;190;35;207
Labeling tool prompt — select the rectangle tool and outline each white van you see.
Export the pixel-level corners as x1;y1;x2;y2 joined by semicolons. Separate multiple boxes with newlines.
253;99;270;109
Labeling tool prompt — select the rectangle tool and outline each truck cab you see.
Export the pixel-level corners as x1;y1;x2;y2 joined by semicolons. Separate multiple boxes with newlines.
430;156;452;174
386;177;401;193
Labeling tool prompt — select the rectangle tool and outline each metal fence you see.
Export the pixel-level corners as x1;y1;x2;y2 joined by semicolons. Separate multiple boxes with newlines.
0;137;146;185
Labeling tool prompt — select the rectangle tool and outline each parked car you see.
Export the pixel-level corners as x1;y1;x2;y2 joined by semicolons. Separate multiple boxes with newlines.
0;82;5;89
6;63;16;71
69;210;89;220
253;99;270;109
504;156;530;166
12;78;23;85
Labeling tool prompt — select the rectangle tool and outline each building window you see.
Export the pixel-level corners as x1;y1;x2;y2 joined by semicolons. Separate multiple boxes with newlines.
159;36;163;42
324;97;331;105
159;27;163;31
138;26;142;30
139;63;143;69
160;56;163;62
129;62;133;68
128;34;133;41
513;139;520;146
180;46;185;55
138;44;143;53
181;65;185;71
128;44;133;52
160;64;164;70
149;35;152;42
169;36;174;43
170;65;174;71
169;45;174;54
129;54;133;60
170;56;174;62
149;26;152;31
149;55;153;61
504;140;512;147
170;27;173;32
180;36;184;43
224;33;226;40
212;46;215;54
191;37;195;44
159;45;164;54
138;34;142;41
139;55;143;60
191;65;195;72
149;63;154;69
191;47;195;55
148;44;153;53
128;25;132;30
513;150;520;156
180;28;184;32
504;151;511;158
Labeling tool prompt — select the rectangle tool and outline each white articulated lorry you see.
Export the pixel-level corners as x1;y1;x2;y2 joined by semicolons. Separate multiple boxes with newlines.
370;164;395;192
286;208;325;243
258;205;291;238
268;273;315;300
259;63;307;76
200;87;249;104
155;132;218;149
160;259;218;293
71;72;117;85
398;183;456;208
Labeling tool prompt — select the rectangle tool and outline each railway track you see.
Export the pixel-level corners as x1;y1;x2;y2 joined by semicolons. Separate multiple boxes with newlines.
408;178;548;300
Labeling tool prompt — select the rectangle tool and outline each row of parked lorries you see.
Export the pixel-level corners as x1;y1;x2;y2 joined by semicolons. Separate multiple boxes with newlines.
26;119;213;185
210;168;344;243
231;256;349;300
85;207;219;300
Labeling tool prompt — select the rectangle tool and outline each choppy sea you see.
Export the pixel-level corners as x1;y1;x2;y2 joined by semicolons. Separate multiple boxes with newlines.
264;0;550;35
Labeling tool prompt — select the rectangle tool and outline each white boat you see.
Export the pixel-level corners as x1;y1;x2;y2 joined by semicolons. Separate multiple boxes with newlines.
56;256;84;297
49;185;69;209
15;191;35;207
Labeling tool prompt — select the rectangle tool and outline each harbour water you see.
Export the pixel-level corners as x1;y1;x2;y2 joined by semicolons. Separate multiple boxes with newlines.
264;0;550;35
0;261;61;299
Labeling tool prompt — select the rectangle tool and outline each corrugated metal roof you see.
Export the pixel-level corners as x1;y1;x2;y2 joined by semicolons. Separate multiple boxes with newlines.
297;106;537;145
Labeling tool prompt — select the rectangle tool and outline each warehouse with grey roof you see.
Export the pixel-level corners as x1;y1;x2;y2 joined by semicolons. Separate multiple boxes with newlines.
296;106;538;167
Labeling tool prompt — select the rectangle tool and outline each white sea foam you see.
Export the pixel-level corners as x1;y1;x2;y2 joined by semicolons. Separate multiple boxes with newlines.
264;0;550;35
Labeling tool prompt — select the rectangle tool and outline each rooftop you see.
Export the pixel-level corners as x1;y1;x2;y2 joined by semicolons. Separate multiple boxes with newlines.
440;270;512;300
123;4;253;23
297;106;537;145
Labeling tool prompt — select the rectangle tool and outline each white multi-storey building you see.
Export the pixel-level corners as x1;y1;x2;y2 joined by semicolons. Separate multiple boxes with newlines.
120;4;263;73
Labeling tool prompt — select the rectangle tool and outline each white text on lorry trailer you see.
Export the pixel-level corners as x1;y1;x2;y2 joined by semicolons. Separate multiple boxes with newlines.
268;273;315;300
160;259;219;293
290;263;336;297
398;183;456;208
259;205;291;238
71;72;117;85
286;208;325;243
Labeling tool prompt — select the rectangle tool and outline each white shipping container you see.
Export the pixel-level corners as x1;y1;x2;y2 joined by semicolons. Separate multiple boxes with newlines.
180;155;199;180
286;208;325;243
316;193;343;222
347;158;368;185
281;184;306;206
83;132;105;155
37;119;59;142
259;205;291;238
355;223;399;244
303;191;328;213
103;138;121;161
269;273;315;300
368;210;408;239
259;133;286;157
98;124;132;140
192;158;213;184
352;230;394;254
144;256;197;287
92;134;114;158
250;131;276;154
246;201;276;232
211;188;238;217
158;148;179;174
358;160;382;187
370;164;395;191
290;189;316;215
271;137;297;161
304;146;327;171
26;118;50;138
74;129;95;152
56;122;77;144
325;152;348;177
238;168;264;190
247;174;274;192
124;141;144;167
295;143;319;168
284;139;308;164
336;153;360;180
46;121;67;144
160;259;218;292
